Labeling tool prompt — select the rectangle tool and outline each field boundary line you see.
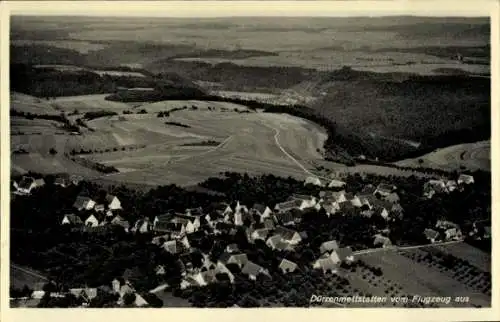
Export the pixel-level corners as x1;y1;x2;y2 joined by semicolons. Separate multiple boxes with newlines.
353;239;465;255
11;263;49;281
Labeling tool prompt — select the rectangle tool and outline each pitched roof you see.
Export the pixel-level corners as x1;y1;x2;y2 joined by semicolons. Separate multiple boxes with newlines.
105;194;118;203
263;218;275;229
164;240;183;254
343;192;355;200
73;195;94;209
384;192;400;203
186;207;204;217
320;240;339;254
372;199;393;211
331;190;346;199
279;259;298;273
376;183;395;194
252;228;271;240
275;226;299;241
328;179;346;188
339;201;356;212
361;184;377;194
373;234;392;247
424;228;440;240
305;176;323;186
18;176;35;189
275;199;303;211
63;214;83;225
315;257;338;272
241;261;265;277
458;174;474;183
252;203;268;214
291;194;314;201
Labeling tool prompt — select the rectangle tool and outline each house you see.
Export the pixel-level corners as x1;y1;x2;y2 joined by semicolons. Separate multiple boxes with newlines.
163;240;185;255
373;234;392;248
356;193;379;209
54;174;72;188
444;228;462;241
319;240;339;254
61;214;83;225
322;203;339;216
249;228;271;242
327;179;346;188
274;199;306;213
435;220;459;230
339;200;357;214
304;176;324;187
263;217;276;230
289;194;318;208
345;193;362;207
274;209;303;226
84;213;105;227
106;194;122;210
185;207;204;218
241;261;270;280
312;255;338;274
424;228;440;243
251;203;273;221
371;199;392;220
330;190;348;203
360;184;377;195
374;183;396;197
133;218;152;234
73;196;96;211
218;253;249;269
68;288;98;304
171;214;200;234
274;226;303;245
266;235;295;251
279;259;298;274
110;215;130;232
445;180;458;192
423;179;447;198
384;192;400;204
457;174;474;185
13;176;42;195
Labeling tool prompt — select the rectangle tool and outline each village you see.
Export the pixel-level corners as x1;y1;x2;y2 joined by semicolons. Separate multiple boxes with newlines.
9;169;486;308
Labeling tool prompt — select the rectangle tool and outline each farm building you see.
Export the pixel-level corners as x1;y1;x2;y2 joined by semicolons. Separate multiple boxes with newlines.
249;228;271;242
312;255;339;274
266;235;295;251
84;213;105;227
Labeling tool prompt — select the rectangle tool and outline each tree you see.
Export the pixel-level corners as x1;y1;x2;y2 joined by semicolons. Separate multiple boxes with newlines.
49;148;58;155
123;292;136;306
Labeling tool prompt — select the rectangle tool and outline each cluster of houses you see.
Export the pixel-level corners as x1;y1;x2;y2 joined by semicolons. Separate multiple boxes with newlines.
14;273;149;308
12;171;481;298
422;173;475;199
12;174;84;195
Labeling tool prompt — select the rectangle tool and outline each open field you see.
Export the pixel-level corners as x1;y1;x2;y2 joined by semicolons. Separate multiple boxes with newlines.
433;242;490;273
11;96;327;186
10;264;48;290
10;92;61;115
395;140;490;171
90;109;326;186
355;248;490;307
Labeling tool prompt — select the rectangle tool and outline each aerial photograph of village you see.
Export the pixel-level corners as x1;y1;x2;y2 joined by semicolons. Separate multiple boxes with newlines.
7;11;491;309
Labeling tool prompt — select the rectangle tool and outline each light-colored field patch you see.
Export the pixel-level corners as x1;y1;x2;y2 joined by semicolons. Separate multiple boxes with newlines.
12;40;107;54
395;140;490;171
434;243;490;273
50;94;132;112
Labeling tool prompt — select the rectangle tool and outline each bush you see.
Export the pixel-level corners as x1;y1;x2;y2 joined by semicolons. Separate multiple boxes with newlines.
49;148;57;155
